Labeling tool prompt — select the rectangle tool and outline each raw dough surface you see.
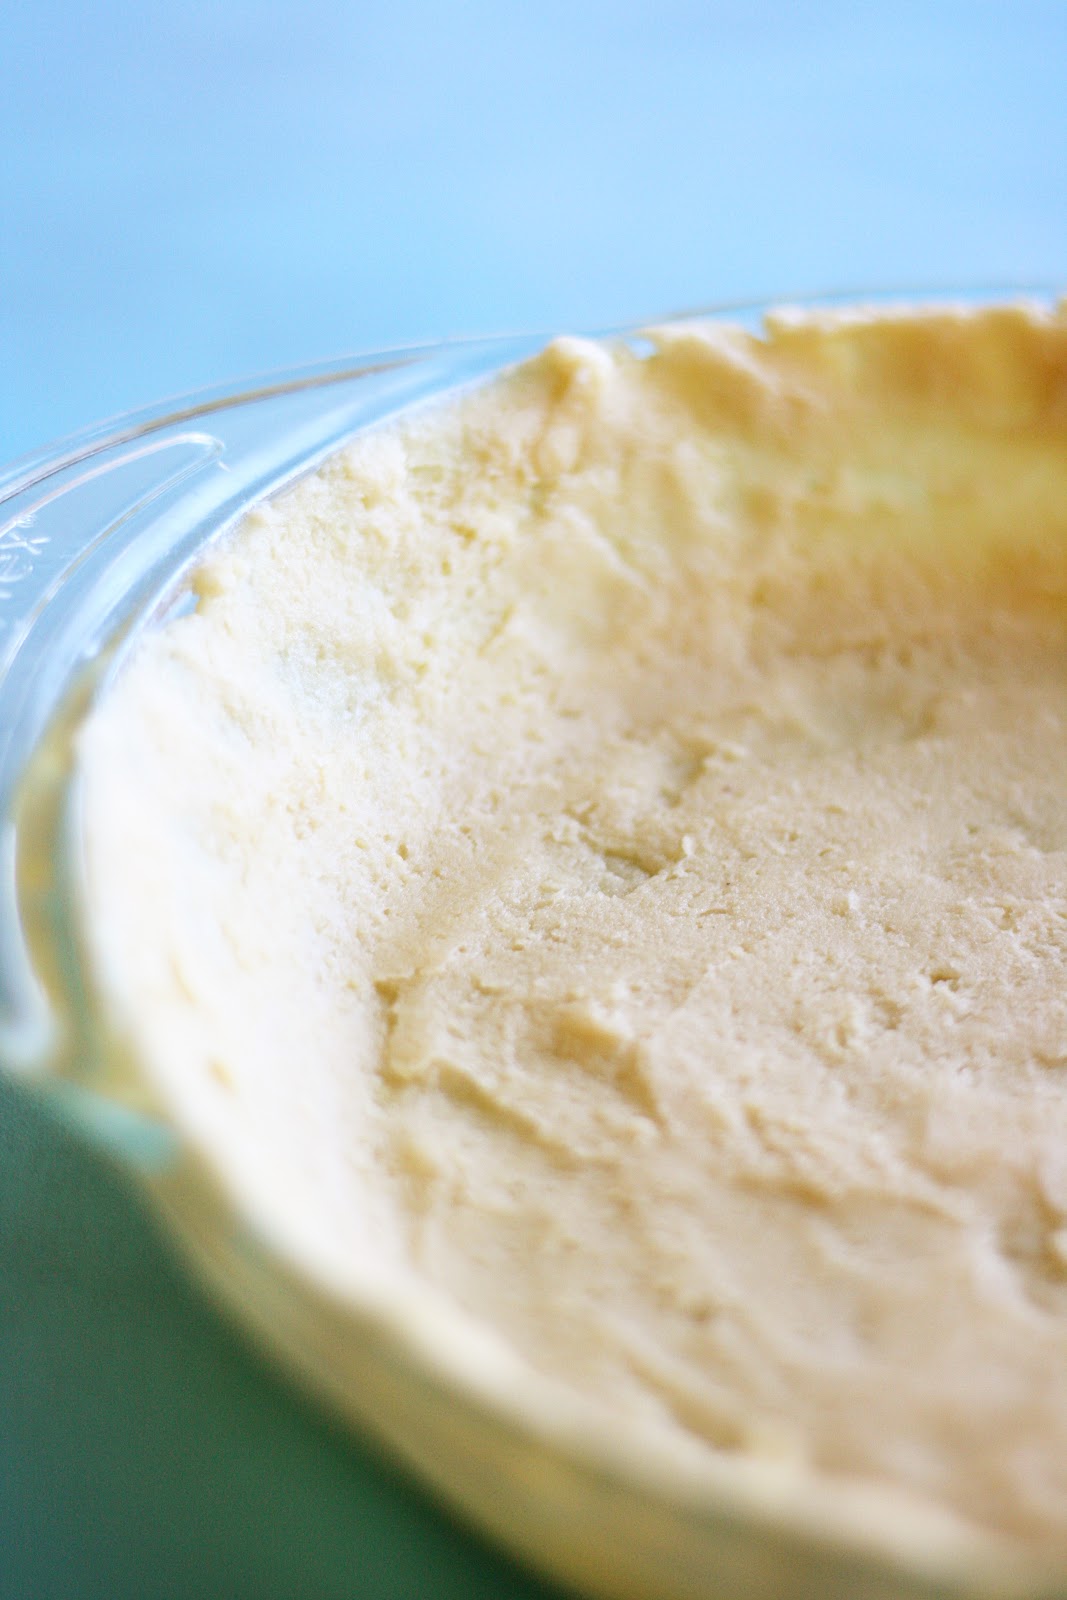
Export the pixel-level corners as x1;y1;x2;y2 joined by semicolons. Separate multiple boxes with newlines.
78;305;1067;1552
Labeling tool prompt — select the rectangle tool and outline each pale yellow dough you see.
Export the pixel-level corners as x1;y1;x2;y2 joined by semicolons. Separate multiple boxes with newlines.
78;306;1067;1554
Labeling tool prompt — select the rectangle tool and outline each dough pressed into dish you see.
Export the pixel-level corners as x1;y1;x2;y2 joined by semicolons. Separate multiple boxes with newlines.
77;304;1067;1555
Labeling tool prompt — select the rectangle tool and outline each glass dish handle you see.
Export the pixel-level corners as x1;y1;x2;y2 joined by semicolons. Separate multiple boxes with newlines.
0;432;225;1119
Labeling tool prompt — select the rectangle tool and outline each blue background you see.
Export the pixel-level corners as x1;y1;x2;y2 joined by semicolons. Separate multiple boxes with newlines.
1;3;1065;1596
4;0;1065;463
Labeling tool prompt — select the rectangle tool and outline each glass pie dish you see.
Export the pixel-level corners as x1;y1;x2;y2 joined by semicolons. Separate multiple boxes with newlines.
2;291;1065;1600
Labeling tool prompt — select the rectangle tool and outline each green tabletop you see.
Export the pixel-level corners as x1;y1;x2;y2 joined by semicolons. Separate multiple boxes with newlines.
0;1077;564;1600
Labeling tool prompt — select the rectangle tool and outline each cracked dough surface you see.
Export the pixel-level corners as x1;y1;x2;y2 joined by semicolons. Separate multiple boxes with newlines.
78;305;1067;1553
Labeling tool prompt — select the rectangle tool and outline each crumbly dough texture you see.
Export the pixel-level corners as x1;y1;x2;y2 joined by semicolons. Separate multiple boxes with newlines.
79;305;1067;1553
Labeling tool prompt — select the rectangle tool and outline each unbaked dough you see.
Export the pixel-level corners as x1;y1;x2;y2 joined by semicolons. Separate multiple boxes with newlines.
77;304;1067;1553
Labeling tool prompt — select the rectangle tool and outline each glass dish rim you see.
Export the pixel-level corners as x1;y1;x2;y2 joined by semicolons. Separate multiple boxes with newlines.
3;277;1055;503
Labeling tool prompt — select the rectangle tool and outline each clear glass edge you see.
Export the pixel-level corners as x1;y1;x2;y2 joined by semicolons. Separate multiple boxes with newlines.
3;279;1054;504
